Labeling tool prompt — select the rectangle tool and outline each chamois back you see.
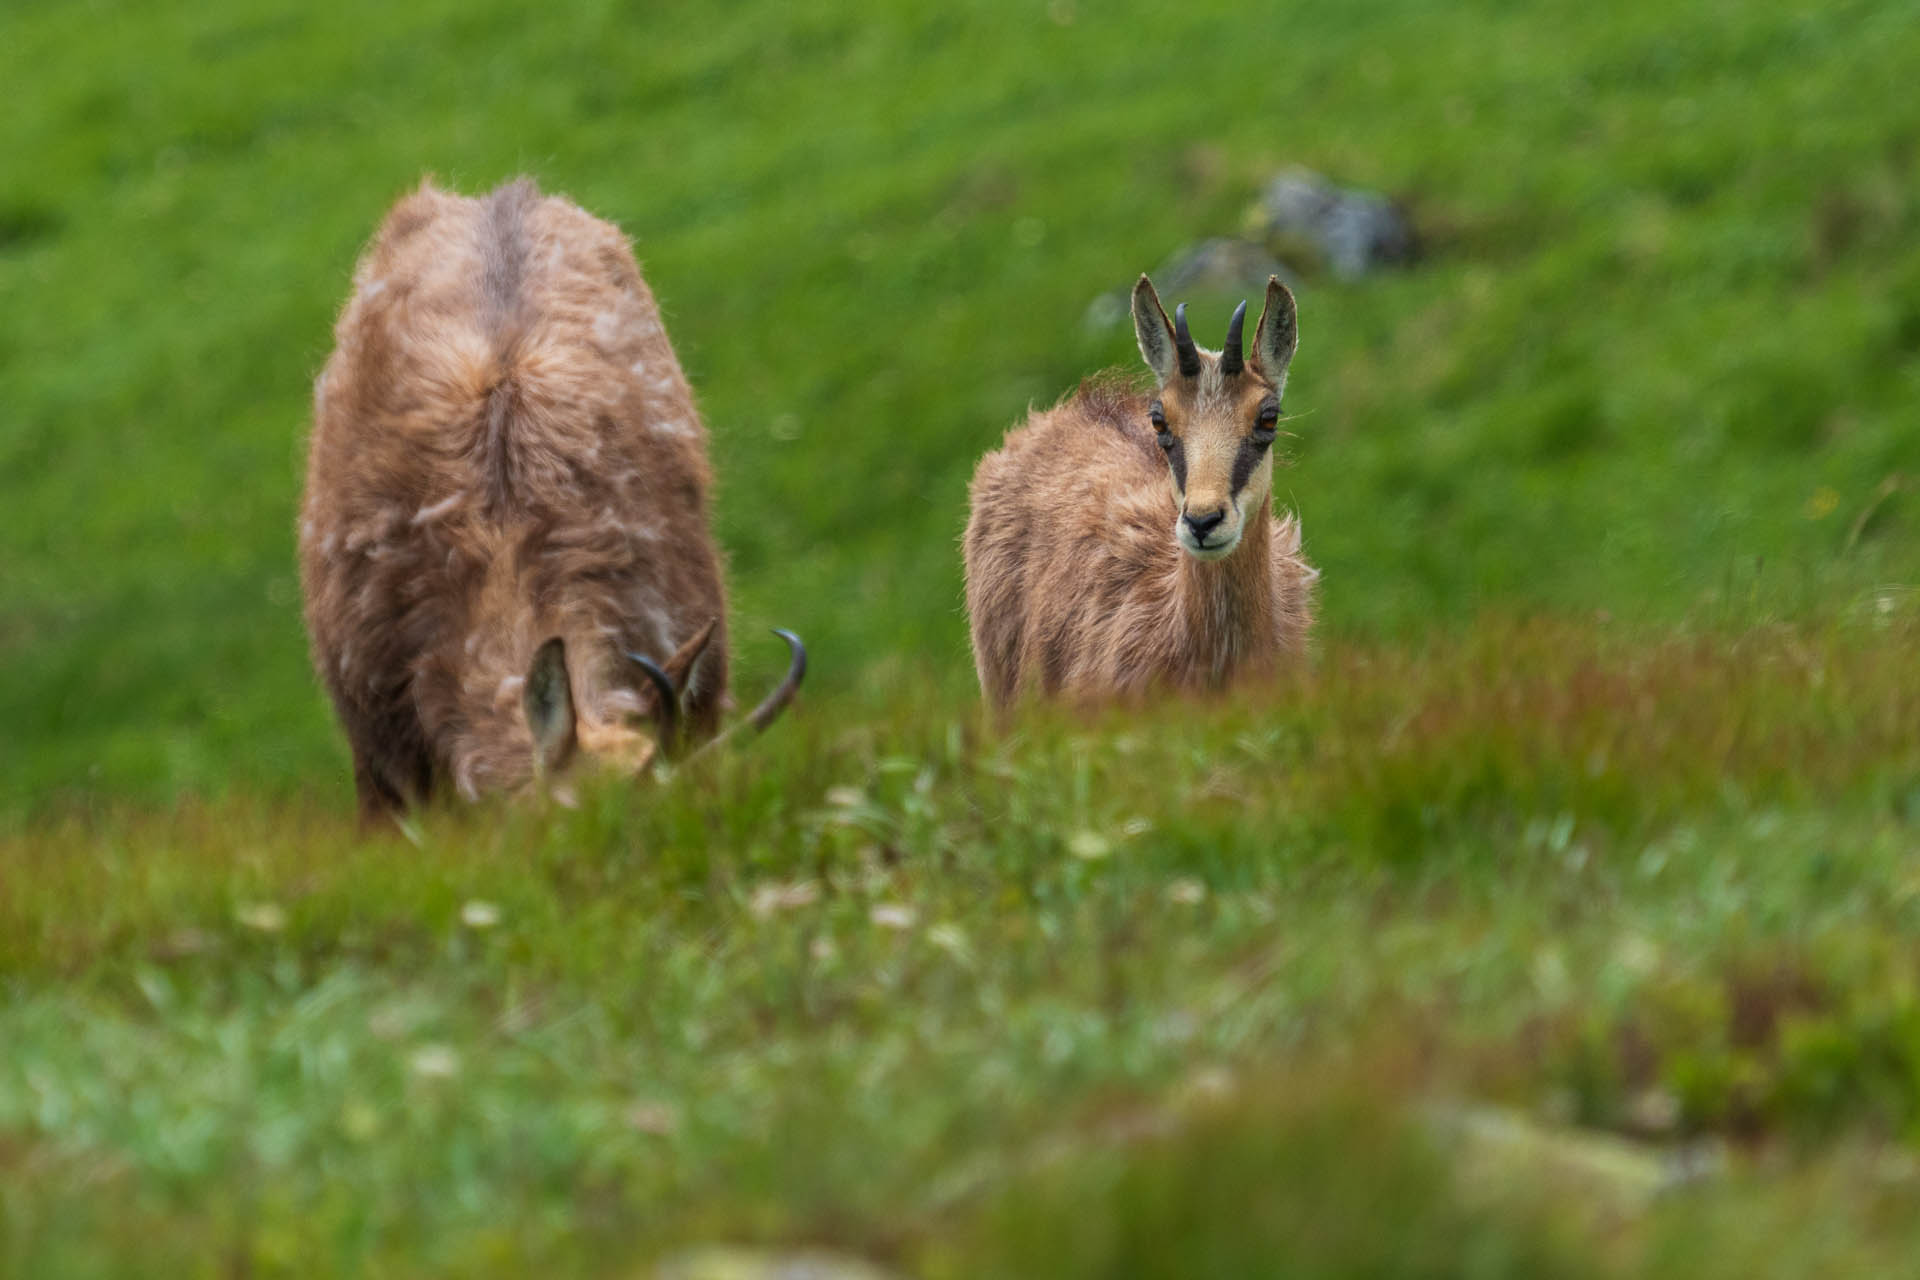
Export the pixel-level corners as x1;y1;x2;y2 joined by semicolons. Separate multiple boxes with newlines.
299;178;728;817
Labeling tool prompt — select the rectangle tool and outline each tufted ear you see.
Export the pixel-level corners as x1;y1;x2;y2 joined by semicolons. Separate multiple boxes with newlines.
1252;276;1299;389
523;636;578;774
1131;275;1179;386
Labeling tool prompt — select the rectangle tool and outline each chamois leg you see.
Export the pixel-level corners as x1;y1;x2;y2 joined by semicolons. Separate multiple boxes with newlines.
338;695;434;828
352;752;412;829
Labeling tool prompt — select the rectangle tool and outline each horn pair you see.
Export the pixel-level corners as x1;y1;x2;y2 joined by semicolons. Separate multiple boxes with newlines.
1172;300;1250;378
628;628;807;760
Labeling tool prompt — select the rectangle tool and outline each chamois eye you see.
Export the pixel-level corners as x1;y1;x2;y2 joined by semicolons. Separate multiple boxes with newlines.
1251;404;1280;448
1148;403;1166;429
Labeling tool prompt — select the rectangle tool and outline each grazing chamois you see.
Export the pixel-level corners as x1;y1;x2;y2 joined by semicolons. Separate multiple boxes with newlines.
300;178;802;821
964;275;1313;708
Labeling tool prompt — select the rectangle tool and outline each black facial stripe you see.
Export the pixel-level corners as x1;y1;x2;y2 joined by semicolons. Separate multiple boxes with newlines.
1167;439;1187;492
1229;437;1269;495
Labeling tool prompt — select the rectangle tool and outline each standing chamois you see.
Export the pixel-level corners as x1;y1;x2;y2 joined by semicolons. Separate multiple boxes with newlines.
300;178;802;821
964;275;1312;708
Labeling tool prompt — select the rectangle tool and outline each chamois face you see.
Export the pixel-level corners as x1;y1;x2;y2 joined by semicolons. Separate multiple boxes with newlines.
1131;275;1298;562
520;619;717;800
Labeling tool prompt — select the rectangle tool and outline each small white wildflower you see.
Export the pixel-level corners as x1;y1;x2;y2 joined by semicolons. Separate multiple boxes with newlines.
825;786;866;808
870;903;917;930
235;903;286;933
460;900;500;929
408;1045;460;1079
1067;830;1111;861
927;923;970;960
1167;878;1207;906
749;880;819;919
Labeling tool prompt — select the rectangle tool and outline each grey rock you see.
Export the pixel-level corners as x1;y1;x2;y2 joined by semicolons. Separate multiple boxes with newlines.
1254;167;1416;278
1083;238;1292;334
1150;236;1295;298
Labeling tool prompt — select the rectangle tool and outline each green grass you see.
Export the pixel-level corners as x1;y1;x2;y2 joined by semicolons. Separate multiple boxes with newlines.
5;0;1920;1273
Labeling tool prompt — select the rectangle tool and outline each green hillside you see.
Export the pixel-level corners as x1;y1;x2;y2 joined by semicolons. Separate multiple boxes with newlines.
3;0;1919;1273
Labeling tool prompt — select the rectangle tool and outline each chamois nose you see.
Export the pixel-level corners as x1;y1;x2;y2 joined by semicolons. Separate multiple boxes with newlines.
1183;507;1227;541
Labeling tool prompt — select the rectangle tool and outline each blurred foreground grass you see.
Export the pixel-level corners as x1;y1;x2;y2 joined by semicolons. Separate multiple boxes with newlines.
7;616;1920;1274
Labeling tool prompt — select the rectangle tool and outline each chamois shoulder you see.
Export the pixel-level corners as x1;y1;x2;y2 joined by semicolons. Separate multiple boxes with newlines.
992;375;1164;477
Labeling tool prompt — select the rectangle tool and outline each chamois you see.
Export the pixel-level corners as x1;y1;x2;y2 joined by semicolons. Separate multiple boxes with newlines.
964;275;1312;708
299;178;802;820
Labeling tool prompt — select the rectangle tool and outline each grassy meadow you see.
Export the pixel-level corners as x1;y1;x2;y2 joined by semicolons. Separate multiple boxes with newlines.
4;0;1920;1273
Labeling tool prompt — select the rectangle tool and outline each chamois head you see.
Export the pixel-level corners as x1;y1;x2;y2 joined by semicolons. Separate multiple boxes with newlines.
522;622;806;796
1130;275;1298;562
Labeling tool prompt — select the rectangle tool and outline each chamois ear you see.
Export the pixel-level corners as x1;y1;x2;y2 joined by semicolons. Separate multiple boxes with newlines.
1252;277;1299;389
524;637;578;774
1131;275;1180;386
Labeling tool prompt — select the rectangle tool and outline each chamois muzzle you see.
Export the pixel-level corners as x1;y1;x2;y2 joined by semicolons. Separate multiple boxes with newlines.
1219;300;1248;376
1172;303;1201;378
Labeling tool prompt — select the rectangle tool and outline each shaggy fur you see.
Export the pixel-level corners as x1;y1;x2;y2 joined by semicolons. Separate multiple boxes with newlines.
299;178;727;819
964;277;1314;709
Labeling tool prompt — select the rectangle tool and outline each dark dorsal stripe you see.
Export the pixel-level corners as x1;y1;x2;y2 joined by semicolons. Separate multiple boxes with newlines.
480;179;538;341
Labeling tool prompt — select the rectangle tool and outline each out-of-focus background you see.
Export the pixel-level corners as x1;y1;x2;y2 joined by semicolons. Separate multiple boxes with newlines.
5;0;1913;810
5;2;1920;1276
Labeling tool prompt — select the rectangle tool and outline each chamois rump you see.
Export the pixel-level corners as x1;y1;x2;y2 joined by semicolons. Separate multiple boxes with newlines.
964;275;1313;708
300;178;801;820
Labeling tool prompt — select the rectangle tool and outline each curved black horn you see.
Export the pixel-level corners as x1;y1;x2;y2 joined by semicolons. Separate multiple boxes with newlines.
626;651;681;751
746;629;807;732
1220;300;1247;376
680;629;808;766
1172;302;1201;378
